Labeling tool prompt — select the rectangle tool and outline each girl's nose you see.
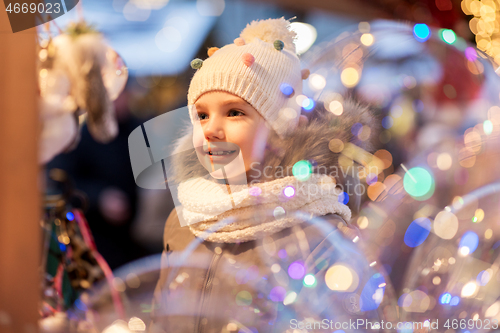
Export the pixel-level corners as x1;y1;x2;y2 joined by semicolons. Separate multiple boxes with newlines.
203;118;225;140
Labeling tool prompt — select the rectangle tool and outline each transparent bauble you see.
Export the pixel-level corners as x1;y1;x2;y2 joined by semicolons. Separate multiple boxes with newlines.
399;183;500;330
298;19;500;332
68;209;397;333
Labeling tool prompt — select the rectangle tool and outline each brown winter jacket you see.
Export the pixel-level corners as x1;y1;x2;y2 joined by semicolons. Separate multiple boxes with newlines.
150;209;368;333
150;100;382;333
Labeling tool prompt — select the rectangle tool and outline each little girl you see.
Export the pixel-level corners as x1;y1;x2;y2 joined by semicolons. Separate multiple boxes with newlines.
150;18;379;333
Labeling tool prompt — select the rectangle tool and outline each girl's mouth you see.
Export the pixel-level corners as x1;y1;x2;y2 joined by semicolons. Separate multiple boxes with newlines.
195;142;240;171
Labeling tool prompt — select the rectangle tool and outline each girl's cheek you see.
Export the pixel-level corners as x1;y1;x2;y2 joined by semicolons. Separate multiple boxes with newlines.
192;123;206;148
250;125;270;163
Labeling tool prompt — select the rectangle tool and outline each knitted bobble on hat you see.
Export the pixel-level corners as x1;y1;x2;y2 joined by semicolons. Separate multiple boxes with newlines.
234;37;246;46
191;58;203;69
273;40;284;51
241;53;255;67
207;47;219;57
301;69;310;80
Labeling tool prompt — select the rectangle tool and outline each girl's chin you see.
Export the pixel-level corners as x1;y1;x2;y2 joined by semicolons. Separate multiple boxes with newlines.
209;168;249;183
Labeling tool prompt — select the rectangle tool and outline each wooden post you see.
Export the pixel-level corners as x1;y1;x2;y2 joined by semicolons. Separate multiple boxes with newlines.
0;6;40;333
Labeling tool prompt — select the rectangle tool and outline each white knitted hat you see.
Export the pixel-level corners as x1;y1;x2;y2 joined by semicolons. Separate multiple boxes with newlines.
187;18;305;137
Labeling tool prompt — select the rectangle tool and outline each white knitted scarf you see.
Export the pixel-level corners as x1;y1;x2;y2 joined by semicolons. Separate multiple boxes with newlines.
177;173;352;243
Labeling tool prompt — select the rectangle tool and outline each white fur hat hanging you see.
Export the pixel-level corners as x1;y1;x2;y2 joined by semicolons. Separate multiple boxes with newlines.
187;17;303;137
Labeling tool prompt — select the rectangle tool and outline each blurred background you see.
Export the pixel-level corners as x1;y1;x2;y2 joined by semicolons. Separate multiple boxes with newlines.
42;0;488;268
3;0;500;332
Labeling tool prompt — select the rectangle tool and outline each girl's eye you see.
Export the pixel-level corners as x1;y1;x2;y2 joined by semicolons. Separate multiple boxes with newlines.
228;110;244;117
197;113;208;120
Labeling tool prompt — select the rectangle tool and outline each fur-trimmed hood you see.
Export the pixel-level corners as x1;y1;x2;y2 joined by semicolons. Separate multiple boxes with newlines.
169;97;380;212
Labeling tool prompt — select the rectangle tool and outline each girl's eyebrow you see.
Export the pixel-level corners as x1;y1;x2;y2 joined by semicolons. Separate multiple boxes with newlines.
195;99;248;110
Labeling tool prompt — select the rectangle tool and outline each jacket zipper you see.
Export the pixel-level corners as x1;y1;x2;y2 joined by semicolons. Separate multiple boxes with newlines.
195;250;222;333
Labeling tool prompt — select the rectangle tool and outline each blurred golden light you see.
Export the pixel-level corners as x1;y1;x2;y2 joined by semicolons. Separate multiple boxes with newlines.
374;149;393;169
309;73;326;91
474;208;485;222
360;33;374;46
328;138;344;153
458;147;477;168
367;182;386;201
357;216;369;229
485;228;493;239
128;317;146;331
470;0;482;16
328;100;344;116
436;153;453;171
39;49;48;61
325;264;358;291
432;276;441;285
461;281;478;297
463;0;500;64
476;38;491;50
480;5;496;22
460;247;471;256
434;211;459;239
290;22;317;55
341;67;360;88
283;291;297;305
469;17;480;34
485;301;500;317
462;0;473;15
478;19;495;35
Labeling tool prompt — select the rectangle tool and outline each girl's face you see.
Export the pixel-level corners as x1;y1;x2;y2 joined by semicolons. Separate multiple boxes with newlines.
193;91;270;175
